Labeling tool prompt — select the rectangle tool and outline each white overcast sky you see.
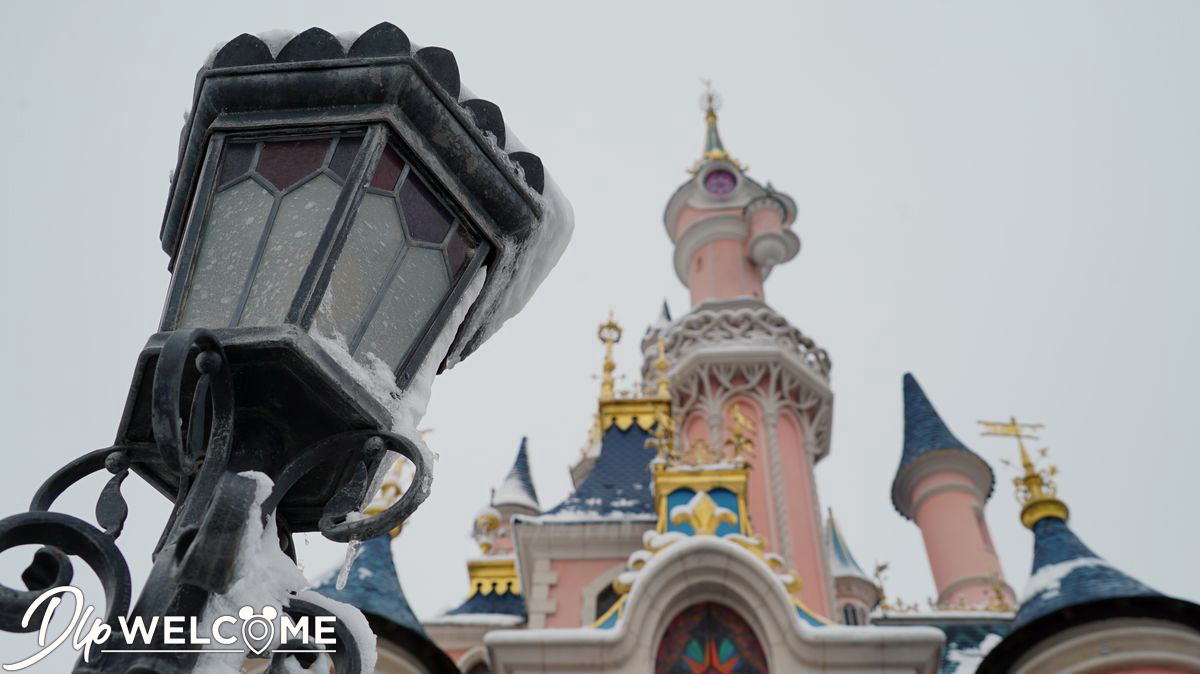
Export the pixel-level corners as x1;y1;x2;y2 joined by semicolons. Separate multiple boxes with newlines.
1;1;1197;669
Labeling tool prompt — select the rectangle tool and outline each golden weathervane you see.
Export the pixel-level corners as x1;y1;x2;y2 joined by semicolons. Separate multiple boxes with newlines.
978;416;1068;529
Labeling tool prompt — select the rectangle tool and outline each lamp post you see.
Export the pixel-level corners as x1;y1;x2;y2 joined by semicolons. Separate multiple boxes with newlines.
0;22;567;674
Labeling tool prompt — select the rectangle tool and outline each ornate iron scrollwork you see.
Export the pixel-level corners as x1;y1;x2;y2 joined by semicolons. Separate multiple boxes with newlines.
0;329;426;672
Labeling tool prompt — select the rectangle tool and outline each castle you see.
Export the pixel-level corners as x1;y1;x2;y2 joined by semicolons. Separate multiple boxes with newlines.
315;93;1200;674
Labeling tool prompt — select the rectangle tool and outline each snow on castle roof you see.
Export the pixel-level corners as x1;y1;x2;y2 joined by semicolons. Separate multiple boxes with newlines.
492;437;540;511
1012;516;1159;629
539;424;657;520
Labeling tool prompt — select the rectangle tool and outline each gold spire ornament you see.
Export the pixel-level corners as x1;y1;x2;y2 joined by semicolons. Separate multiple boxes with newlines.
597;311;622;401
690;81;746;173
979;417;1069;529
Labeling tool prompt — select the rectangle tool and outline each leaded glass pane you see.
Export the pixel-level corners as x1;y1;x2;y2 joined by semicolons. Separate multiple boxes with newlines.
445;225;478;279
399;174;453;243
178;178;274;328
370;146;405;191
355;247;449;371
314;193;406;342
327;136;363;181
257;138;331;191
218;143;256;187
239;174;341;326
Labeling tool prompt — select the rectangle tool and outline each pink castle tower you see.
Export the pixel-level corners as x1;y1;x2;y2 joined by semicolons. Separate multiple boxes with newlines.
891;373;1015;608
645;89;836;616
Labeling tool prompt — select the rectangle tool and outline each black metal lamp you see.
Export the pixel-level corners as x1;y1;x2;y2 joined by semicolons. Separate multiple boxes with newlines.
0;23;563;674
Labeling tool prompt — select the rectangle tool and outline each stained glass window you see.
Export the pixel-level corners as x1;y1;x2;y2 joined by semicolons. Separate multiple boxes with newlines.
655;602;768;674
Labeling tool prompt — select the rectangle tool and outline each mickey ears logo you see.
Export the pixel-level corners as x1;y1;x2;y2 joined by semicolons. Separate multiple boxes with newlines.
238;606;278;656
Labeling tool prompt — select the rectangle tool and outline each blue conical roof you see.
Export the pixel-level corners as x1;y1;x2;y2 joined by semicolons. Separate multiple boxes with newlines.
1013;516;1159;629
891;374;994;517
900;372;972;463
315;535;424;635
492;437;539;511
824;512;871;583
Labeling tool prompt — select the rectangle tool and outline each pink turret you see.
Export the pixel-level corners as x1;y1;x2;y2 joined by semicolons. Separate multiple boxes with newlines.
891;373;1015;609
663;89;800;307
647;91;835;616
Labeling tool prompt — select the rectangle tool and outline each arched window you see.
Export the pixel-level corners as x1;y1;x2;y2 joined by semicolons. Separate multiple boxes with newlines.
595;584;620;622
655;602;768;673
842;603;859;625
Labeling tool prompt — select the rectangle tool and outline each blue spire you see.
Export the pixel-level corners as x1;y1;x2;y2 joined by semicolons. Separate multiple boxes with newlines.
315;535;425;635
492;437;540;510
900;372;971;464
1013;516;1159;629
824;511;871;582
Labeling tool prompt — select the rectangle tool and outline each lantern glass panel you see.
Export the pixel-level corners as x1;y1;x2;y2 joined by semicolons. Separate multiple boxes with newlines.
240;173;341;326
178;177;274;328
354;246;450;370
314;193;407;343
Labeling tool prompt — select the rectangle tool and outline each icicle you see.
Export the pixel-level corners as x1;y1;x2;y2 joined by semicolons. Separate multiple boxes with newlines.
335;538;362;591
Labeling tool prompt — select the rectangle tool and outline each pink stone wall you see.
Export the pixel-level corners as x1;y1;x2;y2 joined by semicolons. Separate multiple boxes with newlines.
772;408;832;616
687;238;763;306
746;207;783;241
546;558;626;628
715;397;832;617
911;471;1011;606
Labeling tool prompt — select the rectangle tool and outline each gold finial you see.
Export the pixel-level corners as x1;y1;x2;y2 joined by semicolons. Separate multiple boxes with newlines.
654;336;671;400
690;80;745;173
979;417;1068;529
597;311;622;401
363;457;413;539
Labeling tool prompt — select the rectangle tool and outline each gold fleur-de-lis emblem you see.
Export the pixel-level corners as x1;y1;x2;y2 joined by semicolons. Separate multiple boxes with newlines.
671;491;737;536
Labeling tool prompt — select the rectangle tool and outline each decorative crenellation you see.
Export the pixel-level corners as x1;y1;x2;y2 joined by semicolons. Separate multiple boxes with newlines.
643;304;831;382
466;557;521;596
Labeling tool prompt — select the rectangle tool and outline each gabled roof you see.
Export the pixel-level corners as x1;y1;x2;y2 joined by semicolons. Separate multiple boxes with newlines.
823;512;871;582
1013;516;1158;629
492;437;539;511
542;424;657;519
315;535;424;634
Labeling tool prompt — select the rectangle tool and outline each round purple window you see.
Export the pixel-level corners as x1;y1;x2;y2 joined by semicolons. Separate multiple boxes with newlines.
703;169;736;196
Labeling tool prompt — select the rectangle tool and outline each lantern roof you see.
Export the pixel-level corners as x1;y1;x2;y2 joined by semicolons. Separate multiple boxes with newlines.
166;22;573;365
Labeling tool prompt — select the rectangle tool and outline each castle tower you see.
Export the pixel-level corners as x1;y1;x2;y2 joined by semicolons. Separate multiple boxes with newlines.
424;440;533;668
890;373;1014;608
647;89;835;616
978;423;1200;673
824;510;880;625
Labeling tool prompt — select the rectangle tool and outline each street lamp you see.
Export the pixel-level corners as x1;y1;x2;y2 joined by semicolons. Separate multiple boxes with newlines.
0;22;567;674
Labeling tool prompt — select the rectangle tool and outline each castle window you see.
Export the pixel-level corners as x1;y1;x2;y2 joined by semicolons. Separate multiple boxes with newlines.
655;602;768;673
595;584;620;622
842;604;859;625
